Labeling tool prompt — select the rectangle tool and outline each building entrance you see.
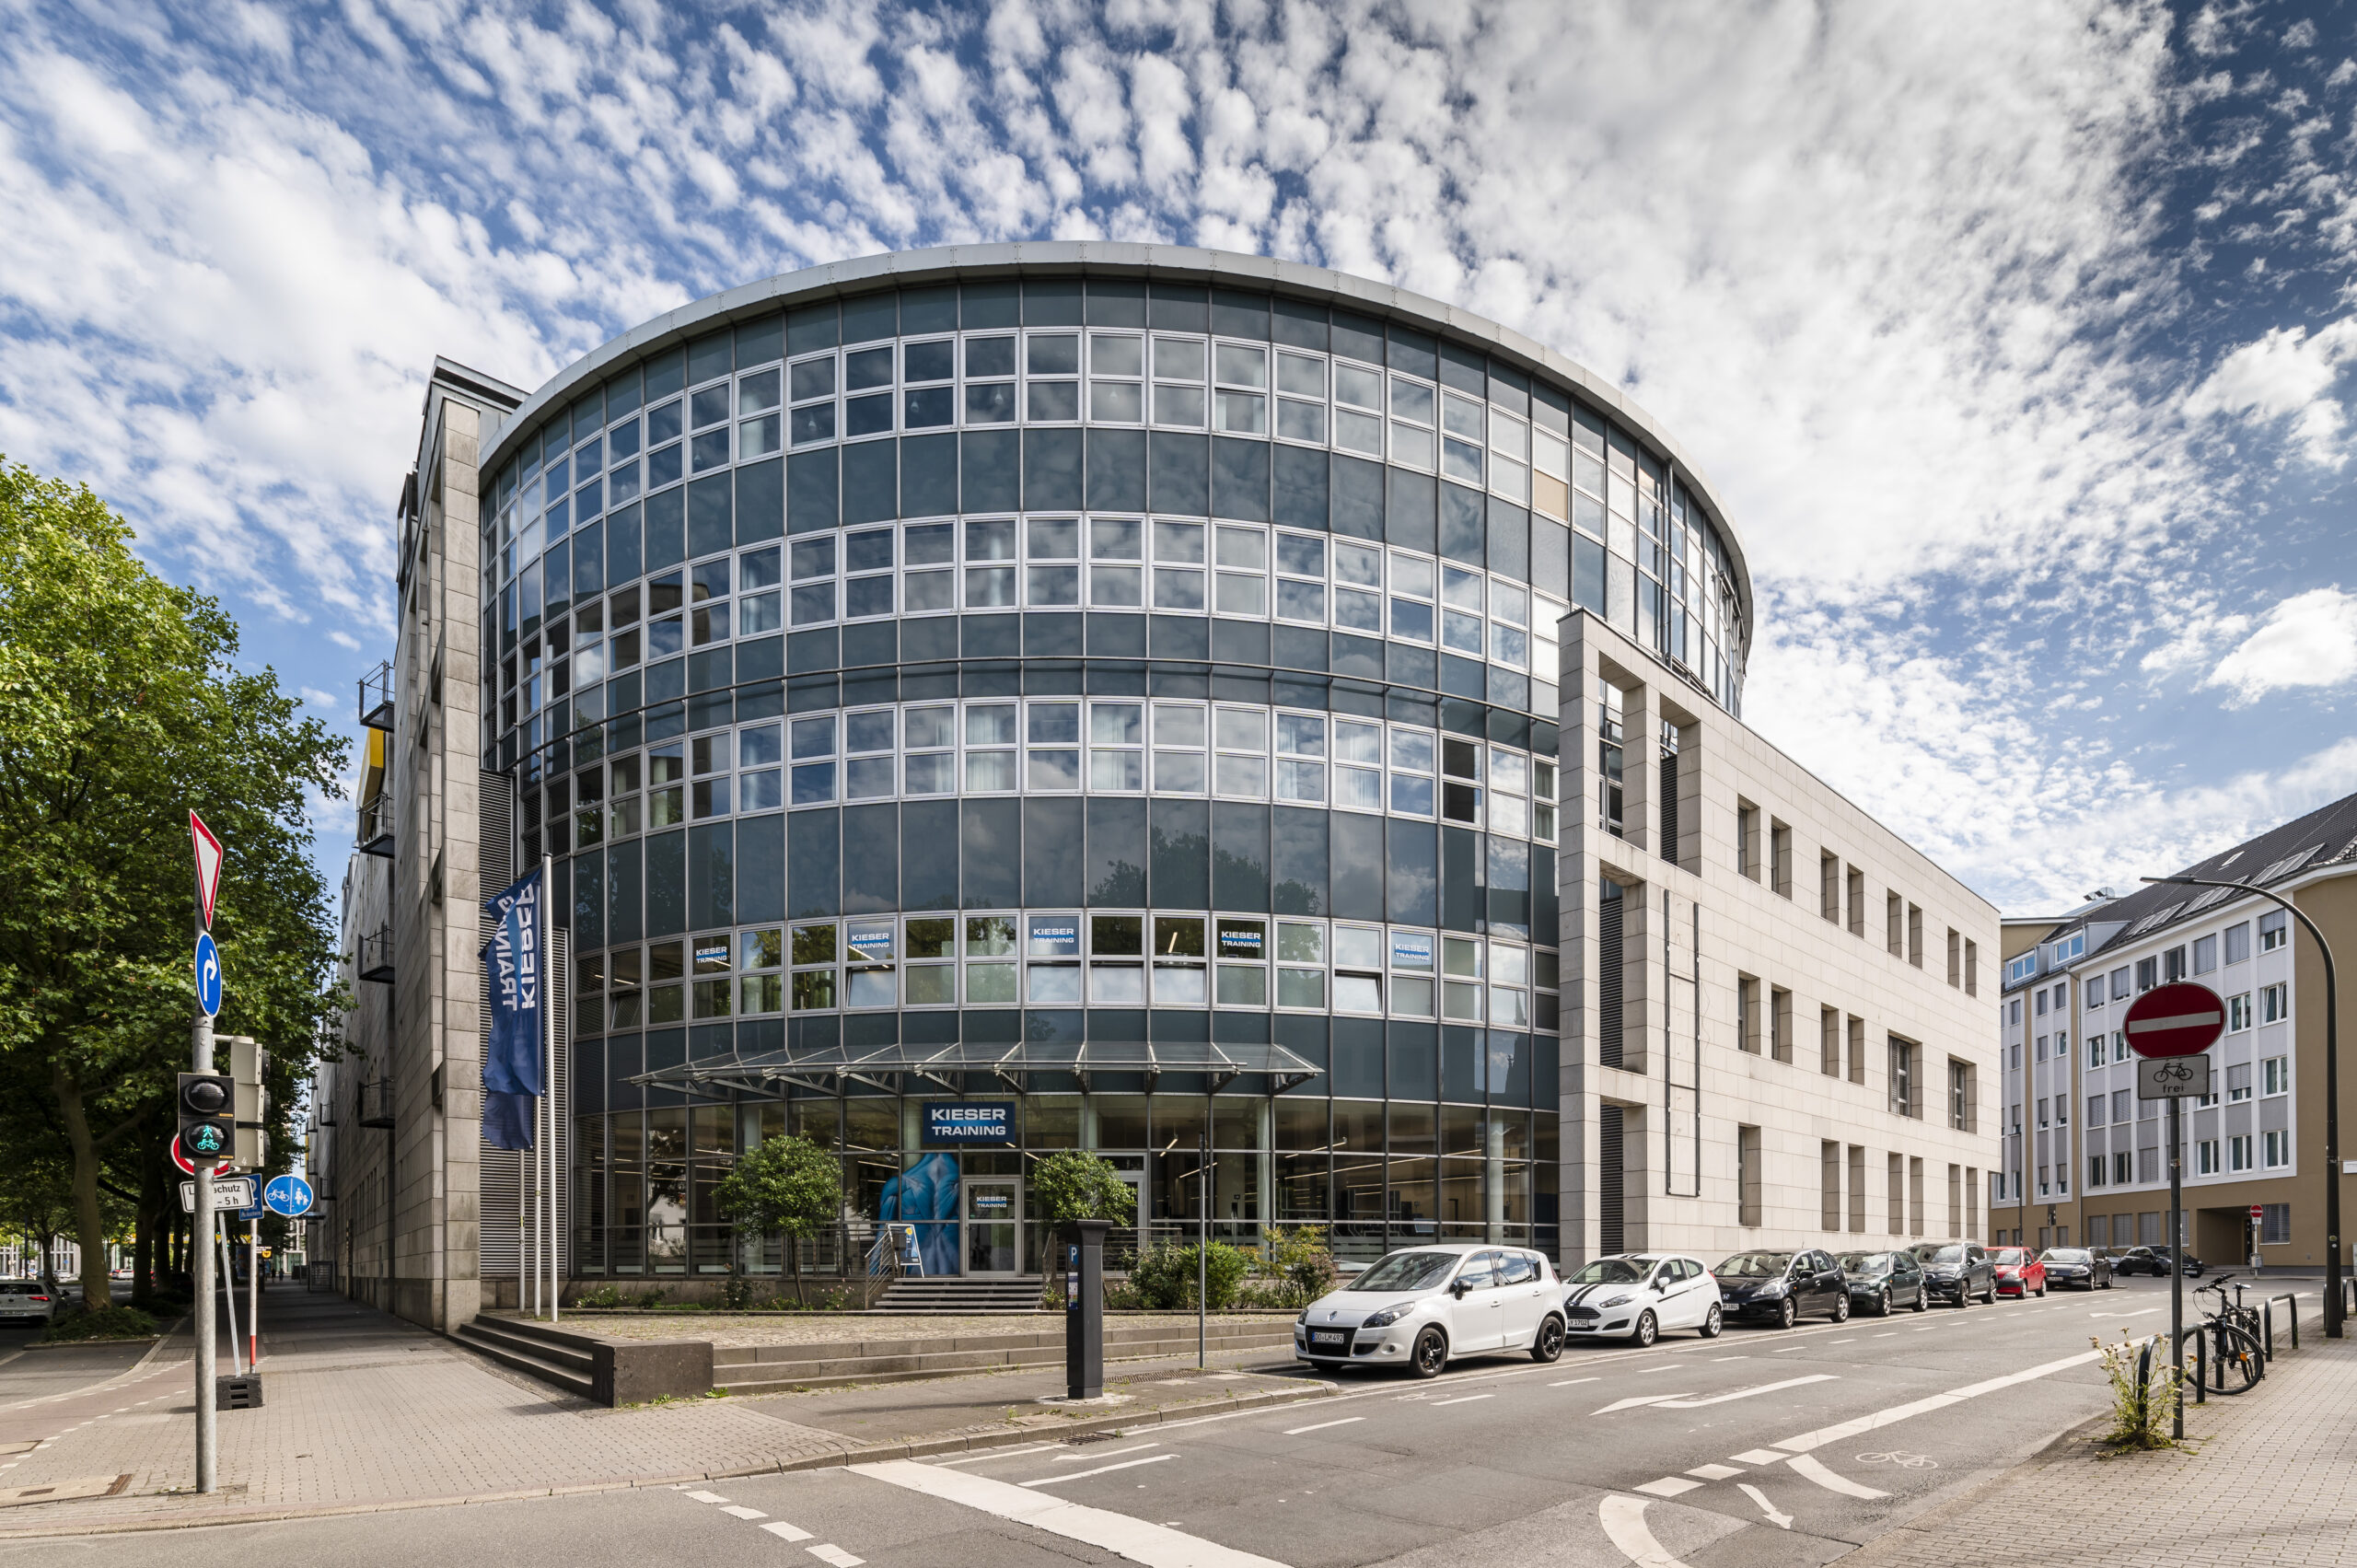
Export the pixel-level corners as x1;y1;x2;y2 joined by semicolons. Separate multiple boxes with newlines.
963;1178;1022;1276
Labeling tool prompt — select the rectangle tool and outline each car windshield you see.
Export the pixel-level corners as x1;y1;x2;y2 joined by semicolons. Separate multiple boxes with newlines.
2043;1249;2091;1262
1716;1251;1794;1279
1566;1258;1651;1286
1991;1249;2028;1265
1924;1245;1967;1265
1350;1251;1463;1293
1838;1252;1893;1276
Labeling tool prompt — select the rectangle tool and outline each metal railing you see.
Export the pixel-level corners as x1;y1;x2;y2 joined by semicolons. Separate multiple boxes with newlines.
358;661;395;731
358;1077;395;1128
356;792;395;857
863;1229;909;1309
356;924;394;983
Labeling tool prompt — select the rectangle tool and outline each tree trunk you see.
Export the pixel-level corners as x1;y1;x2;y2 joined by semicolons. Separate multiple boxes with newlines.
790;1234;805;1307
133;1147;163;1307
52;1065;114;1315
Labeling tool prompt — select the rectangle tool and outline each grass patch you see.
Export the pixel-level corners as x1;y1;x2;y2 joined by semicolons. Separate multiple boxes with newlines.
38;1304;159;1343
2091;1330;2189;1453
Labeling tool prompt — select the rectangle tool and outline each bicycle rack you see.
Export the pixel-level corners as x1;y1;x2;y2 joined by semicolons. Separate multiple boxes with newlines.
2192;1330;2205;1404
2269;1293;2299;1353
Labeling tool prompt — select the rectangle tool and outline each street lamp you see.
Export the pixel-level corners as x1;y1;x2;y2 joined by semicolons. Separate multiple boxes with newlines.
2141;874;2342;1338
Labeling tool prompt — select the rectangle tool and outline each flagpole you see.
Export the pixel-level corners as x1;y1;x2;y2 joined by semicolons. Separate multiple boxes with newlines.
542;853;557;1323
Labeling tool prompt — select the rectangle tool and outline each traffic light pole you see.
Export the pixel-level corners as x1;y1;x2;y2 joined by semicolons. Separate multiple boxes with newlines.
192;1009;217;1494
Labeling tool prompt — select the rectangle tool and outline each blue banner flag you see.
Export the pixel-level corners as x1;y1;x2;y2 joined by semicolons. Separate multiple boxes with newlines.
482;1089;536;1152
482;868;546;1100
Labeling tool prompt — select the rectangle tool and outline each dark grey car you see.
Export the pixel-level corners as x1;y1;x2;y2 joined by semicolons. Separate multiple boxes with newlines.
1911;1242;1994;1306
1838;1249;1930;1315
1715;1249;1851;1327
2038;1247;2113;1290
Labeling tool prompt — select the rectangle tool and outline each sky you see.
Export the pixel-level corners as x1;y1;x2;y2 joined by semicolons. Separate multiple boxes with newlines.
2;0;2353;917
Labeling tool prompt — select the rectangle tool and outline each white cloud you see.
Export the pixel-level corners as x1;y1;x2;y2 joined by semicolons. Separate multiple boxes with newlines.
2184;318;2357;466
2206;587;2357;704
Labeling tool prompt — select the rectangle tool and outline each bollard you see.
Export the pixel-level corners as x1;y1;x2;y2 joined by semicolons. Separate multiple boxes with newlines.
2194;1330;2206;1404
2134;1339;2152;1430
2263;1303;2274;1363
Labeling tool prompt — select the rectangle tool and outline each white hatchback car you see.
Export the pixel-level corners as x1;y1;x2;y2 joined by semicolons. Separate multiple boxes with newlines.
1562;1253;1724;1346
1295;1244;1563;1378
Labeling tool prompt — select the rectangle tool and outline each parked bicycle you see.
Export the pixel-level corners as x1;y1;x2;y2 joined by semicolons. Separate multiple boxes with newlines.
2186;1272;2266;1395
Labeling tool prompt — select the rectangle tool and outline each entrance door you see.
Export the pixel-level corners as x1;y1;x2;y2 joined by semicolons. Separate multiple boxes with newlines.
963;1179;1022;1275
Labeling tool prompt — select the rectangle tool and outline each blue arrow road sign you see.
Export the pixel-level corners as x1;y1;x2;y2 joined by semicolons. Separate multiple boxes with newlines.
264;1174;314;1218
194;931;222;1017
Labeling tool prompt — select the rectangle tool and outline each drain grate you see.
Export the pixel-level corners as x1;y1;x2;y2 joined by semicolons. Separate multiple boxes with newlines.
1062;1432;1115;1446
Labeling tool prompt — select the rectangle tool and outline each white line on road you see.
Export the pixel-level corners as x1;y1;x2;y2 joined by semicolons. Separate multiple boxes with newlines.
1283;1417;1364;1435
925;1443;1059;1468
1736;1482;1793;1529
1771;1348;2104;1453
1052;1443;1157;1463
1428;1394;1493;1407
2091;1309;2160;1318
806;1547;865;1568
1022;1454;1177;1487
1730;1448;1786;1465
1656;1375;1837;1410
1784;1453;1888;1500
1685;1464;1744;1481
760;1521;814;1542
853;1459;1293;1568
1632;1476;1702;1498
1771;1346;1804;1353
1594;1394;1692;1414
1550;1377;1601;1387
1599;1494;1689;1567
720;1504;767;1519
685;1491;728;1504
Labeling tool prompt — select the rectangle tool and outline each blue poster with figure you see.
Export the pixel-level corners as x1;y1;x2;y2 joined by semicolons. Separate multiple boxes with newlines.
879;1153;960;1276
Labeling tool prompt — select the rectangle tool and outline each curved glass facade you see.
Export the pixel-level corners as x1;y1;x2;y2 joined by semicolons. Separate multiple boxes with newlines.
484;267;1747;1278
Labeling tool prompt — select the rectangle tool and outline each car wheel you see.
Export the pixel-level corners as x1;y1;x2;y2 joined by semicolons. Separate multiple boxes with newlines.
1411;1327;1449;1379
2036;1283;2046;1298
1875;1288;1891;1318
1911;1285;1928;1312
1530;1315;1565;1364
1829;1292;1851;1324
1981;1281;1996;1305
1631;1309;1659;1348
1699;1303;1724;1340
1776;1297;1797;1330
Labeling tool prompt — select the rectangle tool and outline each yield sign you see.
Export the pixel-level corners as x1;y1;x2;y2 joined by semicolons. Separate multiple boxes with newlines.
190;810;224;930
2124;981;2226;1059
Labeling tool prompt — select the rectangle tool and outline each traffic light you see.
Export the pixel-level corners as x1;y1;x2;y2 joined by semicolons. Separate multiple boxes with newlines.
179;1072;235;1163
227;1037;269;1172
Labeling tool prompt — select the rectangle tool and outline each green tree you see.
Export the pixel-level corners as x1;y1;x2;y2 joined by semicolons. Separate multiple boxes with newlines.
0;460;344;1312
1029;1150;1137;1297
712;1134;842;1306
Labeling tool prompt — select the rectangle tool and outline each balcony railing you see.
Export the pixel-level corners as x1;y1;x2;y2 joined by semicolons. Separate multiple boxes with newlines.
358;661;395;732
358;1077;396;1128
356;924;394;984
356;792;394;858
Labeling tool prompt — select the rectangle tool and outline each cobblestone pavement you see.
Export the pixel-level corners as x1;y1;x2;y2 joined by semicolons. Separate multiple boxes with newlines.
1840;1307;2357;1568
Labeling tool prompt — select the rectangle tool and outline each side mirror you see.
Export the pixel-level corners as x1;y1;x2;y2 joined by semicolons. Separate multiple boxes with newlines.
1451;1278;1470;1298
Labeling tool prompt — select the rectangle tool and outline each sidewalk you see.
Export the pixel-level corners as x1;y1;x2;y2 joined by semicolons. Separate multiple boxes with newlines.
0;1284;1324;1537
1841;1303;2357;1568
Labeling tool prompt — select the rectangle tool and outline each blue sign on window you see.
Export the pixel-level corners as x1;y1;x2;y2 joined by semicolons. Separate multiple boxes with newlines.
1027;916;1079;958
924;1101;1016;1146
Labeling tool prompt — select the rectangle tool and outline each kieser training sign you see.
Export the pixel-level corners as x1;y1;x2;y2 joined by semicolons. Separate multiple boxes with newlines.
924;1102;1016;1145
481;868;546;1151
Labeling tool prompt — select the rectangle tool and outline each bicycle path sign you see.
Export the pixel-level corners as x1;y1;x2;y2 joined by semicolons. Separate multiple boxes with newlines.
2124;981;2226;1059
2137;1053;2212;1100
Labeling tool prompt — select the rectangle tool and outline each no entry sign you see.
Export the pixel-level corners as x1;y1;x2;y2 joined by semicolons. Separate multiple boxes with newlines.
2124;981;2227;1059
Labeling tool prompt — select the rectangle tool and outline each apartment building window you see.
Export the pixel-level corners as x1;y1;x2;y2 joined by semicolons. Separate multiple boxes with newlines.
2263;1054;2290;1096
2227;1063;2252;1104
1771;821;1793;898
1737;1125;1762;1226
1947;929;1963;986
1848;1144;1867;1232
1887;1152;1905;1235
1820;1005;1840;1077
1736;801;1760;880
1946;1163;1962;1238
2262;1130;2289;1169
2258;911;2287;952
2036;1097;2049;1130
2087;1154;2106;1189
2229;1134;2253;1172
2135;957;2157;992
1820;852;1840;923
2192;934;2217;973
2163;944;2188;982
1771;987;1794;1063
1847;865;1866;937
1965;939;1978;995
1949;1059;1975;1132
1849;1016;1867;1086
2114;1150;2131;1185
1908;904;1924;968
2223;923;2250;963
1886;891;1904;956
2196;1139;2219;1176
1820;1140;1841;1230
1909;1156;1925;1236
2260;1203;2291;1244
1889;1037;1922;1118
2260;983;2288;1024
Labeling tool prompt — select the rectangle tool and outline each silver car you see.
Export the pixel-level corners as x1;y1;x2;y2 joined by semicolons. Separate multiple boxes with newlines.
1295;1244;1564;1378
0;1281;56;1326
1562;1253;1724;1345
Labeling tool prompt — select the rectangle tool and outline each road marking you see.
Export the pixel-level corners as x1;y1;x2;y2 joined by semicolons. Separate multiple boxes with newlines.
2091;1309;2160;1318
1685;1463;1745;1481
1633;1476;1703;1497
685;1490;728;1504
1771;1346;1804;1353
720;1504;767;1519
1599;1495;1689;1567
926;1443;1059;1468
1429;1394;1492;1407
1873;1332;1897;1339
1639;1364;1681;1374
1770;1348;2103;1453
1022;1454;1177;1486
1710;1356;1748;1362
1550;1376;1601;1387
1656;1375;1837;1409
1736;1482;1793;1529
1283;1417;1364;1435
1730;1448;1786;1465
1784;1453;1888;1499
1595;1394;1691;1414
1828;1339;1855;1345
853;1459;1293;1567
1052;1443;1157;1462
761;1521;814;1542
807;1548;865;1568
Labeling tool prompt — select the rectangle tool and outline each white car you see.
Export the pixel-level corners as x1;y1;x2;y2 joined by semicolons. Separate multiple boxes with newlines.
1295;1244;1563;1378
0;1281;56;1326
1562;1253;1724;1346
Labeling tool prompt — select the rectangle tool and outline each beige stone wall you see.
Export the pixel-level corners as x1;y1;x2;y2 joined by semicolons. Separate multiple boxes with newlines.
1559;611;2002;1265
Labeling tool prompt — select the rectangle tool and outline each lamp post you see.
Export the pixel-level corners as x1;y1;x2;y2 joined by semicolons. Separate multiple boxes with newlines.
2142;875;2341;1337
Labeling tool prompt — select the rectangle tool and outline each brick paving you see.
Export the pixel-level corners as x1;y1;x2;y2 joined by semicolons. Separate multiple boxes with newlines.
1841;1305;2357;1567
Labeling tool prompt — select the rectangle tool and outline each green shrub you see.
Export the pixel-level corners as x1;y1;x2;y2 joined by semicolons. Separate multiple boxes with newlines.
2093;1331;2184;1451
577;1284;624;1308
1127;1239;1251;1310
1259;1225;1339;1307
38;1305;157;1343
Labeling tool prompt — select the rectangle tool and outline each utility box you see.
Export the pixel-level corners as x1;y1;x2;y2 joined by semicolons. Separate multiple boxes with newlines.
226;1036;270;1173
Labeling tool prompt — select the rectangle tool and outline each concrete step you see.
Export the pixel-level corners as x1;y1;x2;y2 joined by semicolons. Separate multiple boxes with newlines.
455;1316;596;1398
712;1319;1297;1395
876;1276;1046;1312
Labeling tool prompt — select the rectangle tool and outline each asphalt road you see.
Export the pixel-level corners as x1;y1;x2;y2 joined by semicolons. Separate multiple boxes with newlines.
0;1277;2201;1567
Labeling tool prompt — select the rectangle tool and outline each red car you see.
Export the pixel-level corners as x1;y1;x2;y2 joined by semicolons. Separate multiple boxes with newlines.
1990;1247;2046;1298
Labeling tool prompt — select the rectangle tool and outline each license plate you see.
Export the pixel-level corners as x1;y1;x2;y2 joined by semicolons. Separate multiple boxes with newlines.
1309;1330;1345;1346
